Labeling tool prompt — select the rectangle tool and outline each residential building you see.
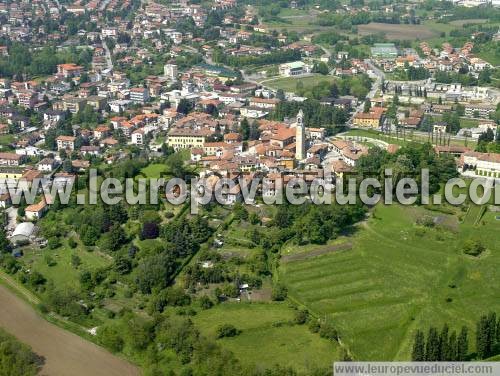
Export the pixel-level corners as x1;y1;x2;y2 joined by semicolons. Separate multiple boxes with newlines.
57;63;83;78
25;199;47;220
37;158;57;172
167;128;211;151
353;107;385;128
0;152;23;166
56;135;76;151
129;87;150;104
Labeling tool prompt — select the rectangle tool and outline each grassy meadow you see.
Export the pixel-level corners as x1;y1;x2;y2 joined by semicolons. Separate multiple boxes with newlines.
192;302;340;372
279;204;500;360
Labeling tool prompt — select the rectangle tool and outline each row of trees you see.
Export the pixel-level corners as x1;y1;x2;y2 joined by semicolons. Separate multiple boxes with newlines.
412;312;500;361
356;143;458;196
273;202;366;245
270;99;348;128
212;47;301;68
412;325;469;361
476;312;500;359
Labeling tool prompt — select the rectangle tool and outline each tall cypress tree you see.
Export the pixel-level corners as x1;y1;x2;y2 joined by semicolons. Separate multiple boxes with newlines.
476;315;490;359
439;324;450;361
412;330;425;361
488;312;497;348
426;327;440;361
457;326;469;361
449;331;458;361
496;318;500;344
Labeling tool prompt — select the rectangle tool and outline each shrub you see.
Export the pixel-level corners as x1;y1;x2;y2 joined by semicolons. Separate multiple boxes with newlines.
319;322;339;341
47;237;60;250
199;296;213;310
71;254;81;268
97;325;124;352
68;238;78;249
271;283;288;301
216;324;240;338
308;320;320;333
416;216;435;228
44;255;56;267
294;309;309;325
463;239;485;257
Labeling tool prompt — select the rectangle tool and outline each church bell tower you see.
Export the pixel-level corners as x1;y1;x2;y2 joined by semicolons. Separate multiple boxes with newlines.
295;109;305;161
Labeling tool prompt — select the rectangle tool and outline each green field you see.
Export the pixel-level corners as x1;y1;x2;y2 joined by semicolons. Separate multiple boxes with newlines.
22;242;111;289
279;204;500;360
140;163;168;178
259;74;337;93
193;302;340;372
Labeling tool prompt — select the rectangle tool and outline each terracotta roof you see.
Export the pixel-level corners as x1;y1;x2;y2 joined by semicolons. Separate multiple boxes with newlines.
25;199;47;213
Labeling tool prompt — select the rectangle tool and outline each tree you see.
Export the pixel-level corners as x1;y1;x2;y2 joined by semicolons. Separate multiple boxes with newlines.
363;99;371;113
425;327;440;361
412;330;425;361
457;326;468;361
166;152;186;178
97;325;124;353
105;224;127;252
449;331;458;361
232;203;248;221
312;62;329;75
0;227;10;253
439;324;450;360
276;89;285;101
330;83;339;98
135;253;177;294
497;319;500;344
240;118;250;140
80;224;99;246
114;256;132;275
177;99;193;115
249;121;261;141
141;222;159;240
476;314;491;359
271;283;288;301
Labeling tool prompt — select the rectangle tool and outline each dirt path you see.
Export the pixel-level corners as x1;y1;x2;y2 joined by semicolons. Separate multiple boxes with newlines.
0;285;140;376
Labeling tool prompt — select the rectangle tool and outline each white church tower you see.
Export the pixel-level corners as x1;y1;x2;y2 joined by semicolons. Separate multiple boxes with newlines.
295;109;305;161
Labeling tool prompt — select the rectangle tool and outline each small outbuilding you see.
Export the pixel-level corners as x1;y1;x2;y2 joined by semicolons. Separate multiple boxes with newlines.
10;222;36;244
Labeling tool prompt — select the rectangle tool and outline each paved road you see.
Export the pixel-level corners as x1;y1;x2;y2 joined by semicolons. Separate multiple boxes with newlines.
0;285;140;376
103;41;113;71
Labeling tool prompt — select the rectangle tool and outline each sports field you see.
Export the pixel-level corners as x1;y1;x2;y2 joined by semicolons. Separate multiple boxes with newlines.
259;74;337;93
279;204;500;360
